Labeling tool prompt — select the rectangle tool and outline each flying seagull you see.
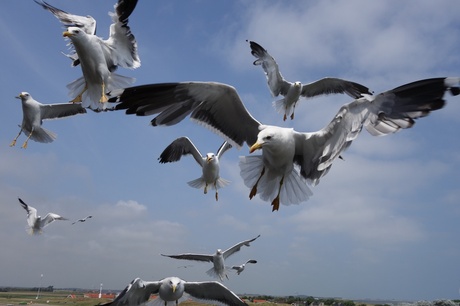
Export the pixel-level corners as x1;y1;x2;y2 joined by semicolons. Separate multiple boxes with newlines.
34;0;141;111
231;259;257;275
100;277;248;306
159;137;233;201
17;197;68;235
111;77;460;211
71;215;92;225
248;40;372;121
10;92;86;149
161;234;260;281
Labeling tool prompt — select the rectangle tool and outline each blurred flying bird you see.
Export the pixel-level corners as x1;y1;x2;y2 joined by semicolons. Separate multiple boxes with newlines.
17;197;68;235
231;259;257;275
71;215;92;225
161;234;261;281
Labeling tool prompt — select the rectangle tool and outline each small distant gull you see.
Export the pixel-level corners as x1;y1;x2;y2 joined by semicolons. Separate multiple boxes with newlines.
100;277;248;306
248;40;372;121
161;234;260;281
231;259;257;275
10;92;86;149
34;0;141;111
17;197;68;235
158;137;232;201
111;77;460;211
71;215;92;225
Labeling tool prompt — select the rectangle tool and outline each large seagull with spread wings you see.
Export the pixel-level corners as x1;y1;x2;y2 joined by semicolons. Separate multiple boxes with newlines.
111;77;460;211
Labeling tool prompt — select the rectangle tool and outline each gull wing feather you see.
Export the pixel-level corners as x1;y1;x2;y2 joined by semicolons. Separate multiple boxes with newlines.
39;103;87;121
301;77;372;99
184;281;248;306
100;278;161;306
158;137;204;167
40;213;68;228
161;253;214;263
295;77;460;186
113;82;261;149
222;234;260;259
216;141;233;159
105;0;140;69
18;198;37;228
248;40;291;96
34;0;97;35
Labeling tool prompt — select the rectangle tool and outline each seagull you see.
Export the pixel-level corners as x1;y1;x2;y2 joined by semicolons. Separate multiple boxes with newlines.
35;0;141;111
161;234;260;281
159;137;233;201
17;198;68;235
71;215;92;225
111;77;460;211
248;40;372;121
231;259;257;275
100;277;248;306
10;92;86;149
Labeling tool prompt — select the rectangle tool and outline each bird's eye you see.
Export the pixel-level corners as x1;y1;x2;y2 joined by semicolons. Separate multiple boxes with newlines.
265;136;272;140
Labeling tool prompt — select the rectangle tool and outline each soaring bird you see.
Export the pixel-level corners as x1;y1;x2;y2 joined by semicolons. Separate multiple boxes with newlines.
159;137;232;201
161;234;260;281
111;77;460;211
231;259;257;275
10;92;86;149
100;277;248;306
35;0;140;111
17;198;68;235
71;215;92;225
248;40;372;121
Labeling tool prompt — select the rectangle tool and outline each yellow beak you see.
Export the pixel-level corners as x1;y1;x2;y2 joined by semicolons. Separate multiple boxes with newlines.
172;284;176;293
249;142;263;153
206;156;213;163
63;31;72;37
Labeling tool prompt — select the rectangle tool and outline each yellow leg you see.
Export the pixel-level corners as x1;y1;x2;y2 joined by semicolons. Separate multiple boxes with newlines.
70;84;87;103
22;129;33;149
100;82;108;102
10;129;22;147
249;166;265;199
271;176;284;212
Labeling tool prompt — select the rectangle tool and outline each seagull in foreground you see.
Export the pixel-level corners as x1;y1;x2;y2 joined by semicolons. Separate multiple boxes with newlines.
161;234;260;281
111;77;460;211
71;215;92;225
17;198;68;235
10;92;86;149
248;40;373;121
100;277;248;306
231;259;257;275
34;0;141;111
158;137;233;201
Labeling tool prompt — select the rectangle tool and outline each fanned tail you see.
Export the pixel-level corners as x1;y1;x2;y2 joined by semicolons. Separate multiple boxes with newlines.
28;127;57;143
187;177;230;190
239;155;313;206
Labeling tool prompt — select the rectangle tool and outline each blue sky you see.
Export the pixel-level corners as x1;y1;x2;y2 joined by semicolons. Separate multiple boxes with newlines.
1;0;460;301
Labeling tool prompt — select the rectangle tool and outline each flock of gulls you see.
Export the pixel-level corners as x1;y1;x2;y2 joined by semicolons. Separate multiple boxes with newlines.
10;0;460;305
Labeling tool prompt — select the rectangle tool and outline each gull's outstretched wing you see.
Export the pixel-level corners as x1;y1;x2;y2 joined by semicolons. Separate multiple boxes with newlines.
161;253;214;263
301;77;372;99
105;0;140;69
158;137;204;167
216;141;233;159
40;103;87;121
248;40;291;97
100;278;161;306
40;213;68;228
18;198;37;228
112;82;261;149
222;234;260;259
34;0;97;35
184;281;248;306
295;77;460;186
